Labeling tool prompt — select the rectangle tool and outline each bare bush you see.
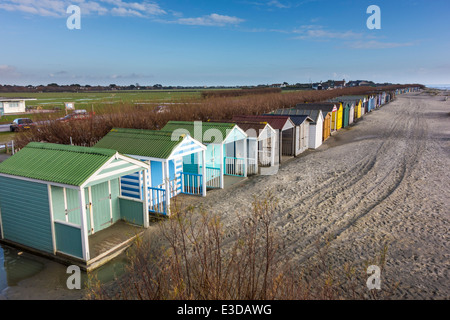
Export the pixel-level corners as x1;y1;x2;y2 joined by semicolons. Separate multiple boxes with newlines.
86;194;394;300
201;88;282;99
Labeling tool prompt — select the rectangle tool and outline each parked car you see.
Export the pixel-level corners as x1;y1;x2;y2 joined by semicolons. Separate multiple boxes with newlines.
10;118;34;132
57;110;92;122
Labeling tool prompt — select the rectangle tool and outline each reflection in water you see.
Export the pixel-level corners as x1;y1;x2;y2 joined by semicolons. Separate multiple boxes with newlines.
0;246;44;291
0;243;130;297
0;246;6;292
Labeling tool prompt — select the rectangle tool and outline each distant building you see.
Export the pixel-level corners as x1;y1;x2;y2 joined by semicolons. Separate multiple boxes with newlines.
0;97;36;115
334;80;346;88
312;82;323;90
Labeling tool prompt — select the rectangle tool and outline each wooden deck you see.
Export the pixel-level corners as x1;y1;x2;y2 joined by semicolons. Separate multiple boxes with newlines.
86;221;145;270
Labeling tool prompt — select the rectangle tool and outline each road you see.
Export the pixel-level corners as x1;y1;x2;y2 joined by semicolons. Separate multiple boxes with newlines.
0;124;11;133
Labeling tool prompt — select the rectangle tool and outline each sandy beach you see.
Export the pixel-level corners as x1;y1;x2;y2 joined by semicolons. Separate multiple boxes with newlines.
172;91;450;299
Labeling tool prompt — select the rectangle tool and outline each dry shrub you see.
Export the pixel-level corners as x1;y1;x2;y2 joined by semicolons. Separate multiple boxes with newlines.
15;84;419;149
86;194;394;300
201;87;282;99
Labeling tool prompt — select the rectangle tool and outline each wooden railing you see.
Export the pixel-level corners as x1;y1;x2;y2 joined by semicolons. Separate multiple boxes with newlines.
224;157;245;177
181;172;203;195
148;187;167;215
247;158;257;175
258;150;272;167
205;166;221;189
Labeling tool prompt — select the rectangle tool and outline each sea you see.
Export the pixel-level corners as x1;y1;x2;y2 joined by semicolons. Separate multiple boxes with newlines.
426;84;450;90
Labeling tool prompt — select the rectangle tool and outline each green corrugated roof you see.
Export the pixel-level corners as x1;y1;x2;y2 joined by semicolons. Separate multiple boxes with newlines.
162;121;236;144
0;142;117;186
94;128;184;159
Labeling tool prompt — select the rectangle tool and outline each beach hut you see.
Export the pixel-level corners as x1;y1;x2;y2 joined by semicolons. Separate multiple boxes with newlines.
162;121;248;189
342;95;370;116
340;103;350;128
329;96;360;122
339;95;370;120
94;128;207;216
386;91;394;103
322;111;331;140
368;96;376;112
387;90;396;102
381;92;388;105
353;98;363;120
263;114;313;154
232;115;296;164
348;102;355;125
361;99;367;116
210;120;278;175
294;103;342;132
372;92;380;108
273;109;324;149
0;142;148;269
350;97;364;119
291;115;313;153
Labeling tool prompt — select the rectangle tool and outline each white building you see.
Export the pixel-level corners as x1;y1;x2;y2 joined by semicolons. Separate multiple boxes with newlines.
0;98;36;115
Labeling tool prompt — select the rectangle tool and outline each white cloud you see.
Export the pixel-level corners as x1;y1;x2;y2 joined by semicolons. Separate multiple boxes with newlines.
176;13;245;27
0;0;244;29
293;25;363;40
111;7;144;17
0;65;22;78
77;1;109;15
99;0;166;15
0;0;165;17
267;0;290;9
0;0;66;17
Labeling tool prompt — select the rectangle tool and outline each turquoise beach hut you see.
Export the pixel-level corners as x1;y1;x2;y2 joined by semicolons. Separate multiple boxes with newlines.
162;121;248;189
95;128;207;216
0;142;148;270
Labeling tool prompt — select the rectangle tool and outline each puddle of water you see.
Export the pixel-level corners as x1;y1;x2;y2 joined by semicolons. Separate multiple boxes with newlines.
0;246;6;292
0;245;44;292
0;243;130;298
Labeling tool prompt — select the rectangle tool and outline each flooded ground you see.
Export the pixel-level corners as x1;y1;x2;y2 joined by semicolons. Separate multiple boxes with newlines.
0;243;129;300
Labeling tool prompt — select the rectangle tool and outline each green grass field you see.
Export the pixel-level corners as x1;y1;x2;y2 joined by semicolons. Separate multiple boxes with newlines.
0;131;16;143
0;89;203;109
0;89;206;124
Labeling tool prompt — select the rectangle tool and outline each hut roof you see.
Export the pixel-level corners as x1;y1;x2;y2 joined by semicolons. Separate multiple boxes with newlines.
232;115;292;130
264;114;312;126
273;109;327;123
207;120;271;138
0;142;117;186
95;128;184;159
161;121;239;144
294;103;339;113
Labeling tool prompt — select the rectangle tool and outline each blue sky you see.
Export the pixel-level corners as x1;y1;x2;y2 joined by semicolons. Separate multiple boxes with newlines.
0;0;449;86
